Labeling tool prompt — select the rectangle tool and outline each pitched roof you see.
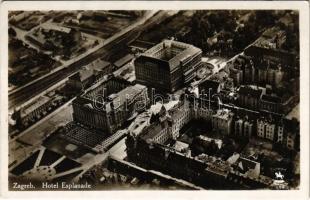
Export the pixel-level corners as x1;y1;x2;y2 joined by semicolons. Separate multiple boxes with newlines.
78;67;94;81
114;54;134;68
139;121;168;141
88;58;111;71
237;157;259;173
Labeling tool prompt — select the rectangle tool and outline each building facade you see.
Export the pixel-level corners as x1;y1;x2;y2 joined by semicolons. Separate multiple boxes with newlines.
234;116;254;138
68;58;112;91
256;117;276;141
134;40;202;92
238;86;263;110
126;103;274;189
212;109;234;135
198;80;221;100
72;77;149;134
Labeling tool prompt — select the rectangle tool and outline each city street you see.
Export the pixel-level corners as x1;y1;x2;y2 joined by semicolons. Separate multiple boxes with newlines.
9;10;159;109
9;10;167;180
9;103;73;170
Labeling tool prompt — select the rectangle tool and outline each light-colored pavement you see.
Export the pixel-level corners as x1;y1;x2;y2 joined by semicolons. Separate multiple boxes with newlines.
72;137;127;182
10;98;73;143
9;10;159;180
9;103;73;170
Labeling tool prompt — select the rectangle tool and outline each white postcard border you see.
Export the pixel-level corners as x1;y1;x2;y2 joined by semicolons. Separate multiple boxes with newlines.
0;1;309;199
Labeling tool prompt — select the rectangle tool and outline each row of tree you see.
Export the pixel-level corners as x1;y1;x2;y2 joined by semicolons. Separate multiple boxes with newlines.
179;10;286;56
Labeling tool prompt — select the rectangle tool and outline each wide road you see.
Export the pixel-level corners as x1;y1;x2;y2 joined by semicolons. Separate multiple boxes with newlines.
9;30;133;108
9;11;169;109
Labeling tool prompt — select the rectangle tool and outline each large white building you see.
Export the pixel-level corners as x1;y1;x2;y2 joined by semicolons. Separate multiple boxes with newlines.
134;40;202;92
72;77;149;134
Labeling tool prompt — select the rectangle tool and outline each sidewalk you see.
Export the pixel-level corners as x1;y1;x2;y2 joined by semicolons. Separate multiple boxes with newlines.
9;102;73;170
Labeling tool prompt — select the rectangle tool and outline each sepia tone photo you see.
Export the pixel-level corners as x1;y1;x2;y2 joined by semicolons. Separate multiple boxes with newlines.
6;7;302;192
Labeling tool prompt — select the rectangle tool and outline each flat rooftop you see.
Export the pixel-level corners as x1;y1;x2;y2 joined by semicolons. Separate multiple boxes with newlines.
142;40;202;70
74;78;146;112
213;109;234;120
82;77;129;101
106;84;146;111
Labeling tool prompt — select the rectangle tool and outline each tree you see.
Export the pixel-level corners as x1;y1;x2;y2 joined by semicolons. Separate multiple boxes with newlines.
8;27;16;37
255;10;276;28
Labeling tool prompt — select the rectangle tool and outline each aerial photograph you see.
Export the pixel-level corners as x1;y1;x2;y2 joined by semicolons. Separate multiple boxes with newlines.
8;10;300;190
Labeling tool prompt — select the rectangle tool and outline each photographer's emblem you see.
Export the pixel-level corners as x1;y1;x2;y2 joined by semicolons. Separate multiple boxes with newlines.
275;171;284;180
